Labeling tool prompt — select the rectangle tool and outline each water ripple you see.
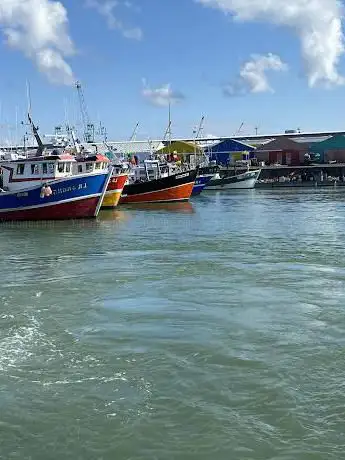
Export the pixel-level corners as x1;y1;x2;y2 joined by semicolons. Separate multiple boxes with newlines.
1;189;345;459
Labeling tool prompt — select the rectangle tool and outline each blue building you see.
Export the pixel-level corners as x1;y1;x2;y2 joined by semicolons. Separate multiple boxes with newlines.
206;138;255;165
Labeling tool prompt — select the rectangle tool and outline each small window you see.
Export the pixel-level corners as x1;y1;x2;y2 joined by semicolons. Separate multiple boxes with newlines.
65;162;71;173
78;164;83;173
31;164;39;175
48;163;55;175
42;163;48;174
86;163;93;172
58;162;65;173
95;162;101;169
16;164;25;175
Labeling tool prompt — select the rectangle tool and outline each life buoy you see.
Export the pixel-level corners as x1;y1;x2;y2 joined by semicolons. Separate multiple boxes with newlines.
45;185;52;197
40;185;53;198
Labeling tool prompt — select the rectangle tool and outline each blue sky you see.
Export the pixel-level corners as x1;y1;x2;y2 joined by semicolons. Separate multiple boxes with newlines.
0;0;345;143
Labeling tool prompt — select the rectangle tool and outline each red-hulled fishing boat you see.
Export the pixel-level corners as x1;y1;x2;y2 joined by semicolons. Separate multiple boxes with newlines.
119;161;197;204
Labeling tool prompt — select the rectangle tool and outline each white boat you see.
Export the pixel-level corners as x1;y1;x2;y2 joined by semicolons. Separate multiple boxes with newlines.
205;169;261;190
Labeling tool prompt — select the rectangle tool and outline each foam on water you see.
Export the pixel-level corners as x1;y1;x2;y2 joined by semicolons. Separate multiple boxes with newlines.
0;313;44;372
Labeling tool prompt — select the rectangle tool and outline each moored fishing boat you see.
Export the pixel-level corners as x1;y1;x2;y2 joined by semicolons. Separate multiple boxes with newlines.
192;174;214;195
101;172;128;208
205;169;261;190
120;163;197;204
75;155;128;208
0;155;112;221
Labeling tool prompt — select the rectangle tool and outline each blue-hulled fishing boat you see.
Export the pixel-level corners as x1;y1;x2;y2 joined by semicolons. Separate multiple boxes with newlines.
0;155;112;221
191;174;214;195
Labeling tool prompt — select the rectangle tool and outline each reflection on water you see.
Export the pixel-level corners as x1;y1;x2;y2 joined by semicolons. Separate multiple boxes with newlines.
0;203;195;230
0;219;105;230
97;209;132;222
118;201;195;214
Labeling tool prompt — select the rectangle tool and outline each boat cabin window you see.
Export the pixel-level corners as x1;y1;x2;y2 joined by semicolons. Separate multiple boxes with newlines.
58;162;65;173
16;164;25;175
86;163;93;172
42;163;54;175
65;162;71;173
31;164;39;175
95;162;101;169
78;164;83;173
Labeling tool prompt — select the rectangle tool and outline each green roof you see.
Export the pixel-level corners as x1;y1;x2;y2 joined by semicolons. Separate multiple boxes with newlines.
310;135;345;152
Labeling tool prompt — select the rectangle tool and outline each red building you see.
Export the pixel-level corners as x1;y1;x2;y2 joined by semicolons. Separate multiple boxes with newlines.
256;137;308;166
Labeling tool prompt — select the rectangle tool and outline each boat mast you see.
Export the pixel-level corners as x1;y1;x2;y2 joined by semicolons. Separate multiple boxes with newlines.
26;80;32;117
124;121;140;163
193;116;205;168
27;113;44;157
168;99;172;156
15;106;19;152
70;129;81;155
160;102;172;163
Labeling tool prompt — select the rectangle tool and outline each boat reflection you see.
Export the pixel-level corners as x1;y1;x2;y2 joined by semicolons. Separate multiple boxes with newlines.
97;209;131;222
120;201;195;214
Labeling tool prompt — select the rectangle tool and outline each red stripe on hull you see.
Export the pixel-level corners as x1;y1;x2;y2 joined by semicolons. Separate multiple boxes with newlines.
120;182;194;204
0;197;99;222
107;174;128;192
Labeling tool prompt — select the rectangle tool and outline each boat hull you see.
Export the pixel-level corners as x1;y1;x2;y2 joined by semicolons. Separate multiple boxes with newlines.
0;173;110;221
101;174;128;209
120;169;197;204
206;170;261;190
192;174;214;196
0;197;100;221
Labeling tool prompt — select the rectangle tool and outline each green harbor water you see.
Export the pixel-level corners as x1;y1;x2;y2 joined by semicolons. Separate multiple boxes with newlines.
1;189;345;459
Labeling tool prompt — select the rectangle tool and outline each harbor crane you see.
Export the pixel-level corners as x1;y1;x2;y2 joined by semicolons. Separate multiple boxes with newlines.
75;81;95;143
234;122;244;136
129;122;139;142
193;116;205;139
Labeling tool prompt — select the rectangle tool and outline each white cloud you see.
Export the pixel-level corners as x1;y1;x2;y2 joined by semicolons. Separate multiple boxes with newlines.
141;79;185;107
224;53;288;96
197;0;345;87
85;0;142;40
0;0;74;85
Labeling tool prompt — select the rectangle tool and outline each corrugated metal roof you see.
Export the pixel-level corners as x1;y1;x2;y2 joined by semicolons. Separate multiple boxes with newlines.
257;137;309;151
293;136;330;144
240;138;274;147
99;140;163;154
